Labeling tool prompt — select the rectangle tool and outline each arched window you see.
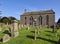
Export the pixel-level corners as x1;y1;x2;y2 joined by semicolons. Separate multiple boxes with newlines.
30;16;33;25
38;16;42;25
24;17;27;25
46;15;49;25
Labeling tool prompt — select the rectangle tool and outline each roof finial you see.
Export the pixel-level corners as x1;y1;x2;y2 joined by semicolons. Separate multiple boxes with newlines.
50;8;53;10
24;9;27;12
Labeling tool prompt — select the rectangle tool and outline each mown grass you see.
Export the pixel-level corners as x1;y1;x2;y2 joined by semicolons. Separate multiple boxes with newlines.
0;27;60;44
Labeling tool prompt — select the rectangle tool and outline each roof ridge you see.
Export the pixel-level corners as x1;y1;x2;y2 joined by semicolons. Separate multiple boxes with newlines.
25;9;54;13
22;9;55;15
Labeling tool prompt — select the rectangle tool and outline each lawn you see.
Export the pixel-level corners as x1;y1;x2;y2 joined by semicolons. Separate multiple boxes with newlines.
0;27;60;44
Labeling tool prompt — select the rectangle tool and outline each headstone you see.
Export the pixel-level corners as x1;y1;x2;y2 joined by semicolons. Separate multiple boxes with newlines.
11;20;19;37
52;24;56;33
7;22;8;25
27;26;29;30
27;24;30;30
54;24;56;29
18;24;21;29
0;26;2;31
3;34;10;43
34;29;37;40
37;28;39;35
21;24;23;27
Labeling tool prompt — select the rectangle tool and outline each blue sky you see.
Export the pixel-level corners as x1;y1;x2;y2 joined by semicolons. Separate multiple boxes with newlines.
0;0;60;22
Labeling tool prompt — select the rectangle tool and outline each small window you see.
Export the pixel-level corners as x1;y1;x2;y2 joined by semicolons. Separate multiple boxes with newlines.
38;16;42;25
24;17;27;25
30;16;33;25
46;15;49;25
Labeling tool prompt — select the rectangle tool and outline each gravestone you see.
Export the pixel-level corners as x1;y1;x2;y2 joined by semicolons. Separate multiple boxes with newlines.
18;24;21;29
36;25;39;35
27;24;30;30
11;20;19;37
3;34;10;43
52;24;56;33
3;28;11;43
21;24;23;28
0;26;2;31
27;26;29;30
34;29;37;40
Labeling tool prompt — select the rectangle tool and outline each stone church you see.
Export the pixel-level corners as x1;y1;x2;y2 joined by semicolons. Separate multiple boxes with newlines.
20;9;55;27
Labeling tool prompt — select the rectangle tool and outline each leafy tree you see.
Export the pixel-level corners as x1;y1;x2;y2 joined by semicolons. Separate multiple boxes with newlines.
57;18;60;29
0;17;10;24
57;18;60;24
8;16;17;24
0;16;17;24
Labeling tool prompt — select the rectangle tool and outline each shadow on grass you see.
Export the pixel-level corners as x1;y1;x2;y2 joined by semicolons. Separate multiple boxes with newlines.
31;31;35;33
26;35;57;44
26;35;34;39
45;30;52;33
58;39;60;44
37;37;57;44
0;38;3;42
46;34;53;37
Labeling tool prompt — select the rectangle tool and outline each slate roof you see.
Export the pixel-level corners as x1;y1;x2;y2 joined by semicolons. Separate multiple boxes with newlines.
22;9;55;15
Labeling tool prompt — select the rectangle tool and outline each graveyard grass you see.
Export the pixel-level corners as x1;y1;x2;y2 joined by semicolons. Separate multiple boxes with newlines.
0;27;60;44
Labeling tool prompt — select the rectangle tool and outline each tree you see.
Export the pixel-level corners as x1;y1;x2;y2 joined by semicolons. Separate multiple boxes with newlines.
0;17;10;24
8;16;17;24
57;18;60;29
8;16;16;20
0;16;17;24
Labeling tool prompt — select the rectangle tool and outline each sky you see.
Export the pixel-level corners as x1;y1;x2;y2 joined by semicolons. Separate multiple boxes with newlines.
0;0;60;22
